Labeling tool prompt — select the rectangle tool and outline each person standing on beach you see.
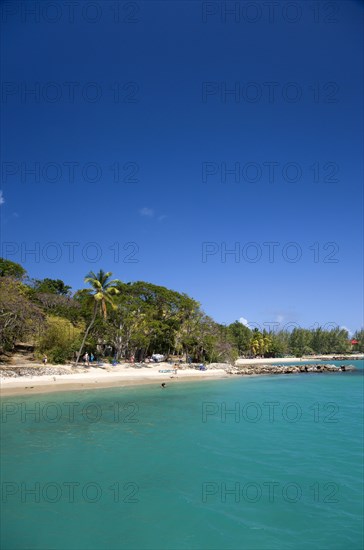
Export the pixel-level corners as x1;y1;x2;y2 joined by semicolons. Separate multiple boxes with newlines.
42;355;47;366
83;352;89;366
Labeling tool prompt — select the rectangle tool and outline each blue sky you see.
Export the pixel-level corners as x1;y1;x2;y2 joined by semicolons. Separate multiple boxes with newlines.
1;0;363;332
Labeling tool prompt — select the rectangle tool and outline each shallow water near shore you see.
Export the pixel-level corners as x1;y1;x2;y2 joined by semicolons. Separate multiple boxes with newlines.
1;360;363;549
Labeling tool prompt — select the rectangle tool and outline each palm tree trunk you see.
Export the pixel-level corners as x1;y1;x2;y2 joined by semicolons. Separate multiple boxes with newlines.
75;303;98;365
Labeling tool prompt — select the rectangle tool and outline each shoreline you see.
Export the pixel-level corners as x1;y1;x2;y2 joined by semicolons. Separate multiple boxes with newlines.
0;367;230;397
1;355;362;397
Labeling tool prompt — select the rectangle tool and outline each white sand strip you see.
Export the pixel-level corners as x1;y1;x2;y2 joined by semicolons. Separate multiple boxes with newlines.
0;365;229;396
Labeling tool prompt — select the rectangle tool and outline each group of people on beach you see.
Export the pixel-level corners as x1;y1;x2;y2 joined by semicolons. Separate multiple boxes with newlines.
82;352;94;366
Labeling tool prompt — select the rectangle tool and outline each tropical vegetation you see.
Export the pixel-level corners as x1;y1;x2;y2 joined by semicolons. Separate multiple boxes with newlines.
0;258;362;364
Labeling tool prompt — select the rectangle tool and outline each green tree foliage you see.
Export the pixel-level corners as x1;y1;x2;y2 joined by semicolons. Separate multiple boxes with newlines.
0;258;27;280
289;327;350;356
32;278;72;296
106;281;202;360
0;277;43;352
352;329;364;352
289;328;314;356
0;260;361;364
75;270;120;364
269;331;290;357
250;330;273;357
325;327;351;353
227;321;252;355
33;292;81;323
38;315;83;364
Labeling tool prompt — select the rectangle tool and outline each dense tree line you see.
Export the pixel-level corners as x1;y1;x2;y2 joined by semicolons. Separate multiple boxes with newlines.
0;258;362;364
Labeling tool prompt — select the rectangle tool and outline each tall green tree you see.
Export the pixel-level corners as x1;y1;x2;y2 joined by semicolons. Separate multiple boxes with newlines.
75;270;120;365
39;315;83;364
32;278;72;296
269;330;290;357
352;329;364;352
250;330;272;357
289;328;313;356
227;321;252;355
0;277;43;352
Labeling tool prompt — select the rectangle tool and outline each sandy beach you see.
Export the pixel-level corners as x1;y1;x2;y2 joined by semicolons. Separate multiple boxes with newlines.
0;362;230;396
1;355;361;397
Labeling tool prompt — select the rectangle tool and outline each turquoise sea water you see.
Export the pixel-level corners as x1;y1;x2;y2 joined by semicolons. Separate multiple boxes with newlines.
1;360;363;550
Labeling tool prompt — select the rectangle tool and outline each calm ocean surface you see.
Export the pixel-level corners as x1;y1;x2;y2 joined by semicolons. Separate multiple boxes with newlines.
1;360;363;550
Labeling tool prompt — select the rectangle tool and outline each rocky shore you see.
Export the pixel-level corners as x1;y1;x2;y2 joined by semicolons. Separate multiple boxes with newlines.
0;366;76;378
0;361;358;380
228;363;356;375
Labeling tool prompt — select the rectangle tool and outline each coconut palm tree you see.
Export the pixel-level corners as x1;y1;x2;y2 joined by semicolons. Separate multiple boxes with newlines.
250;332;272;357
75;270;120;365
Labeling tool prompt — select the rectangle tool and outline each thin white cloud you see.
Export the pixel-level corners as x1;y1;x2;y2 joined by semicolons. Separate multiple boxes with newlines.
0;190;4;205
239;317;249;326
158;215;167;222
139;207;154;217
